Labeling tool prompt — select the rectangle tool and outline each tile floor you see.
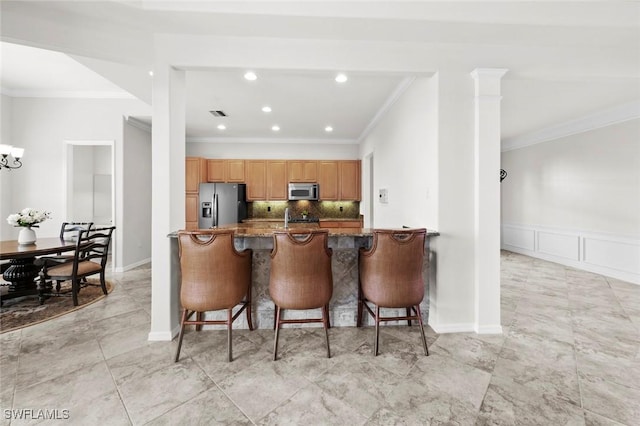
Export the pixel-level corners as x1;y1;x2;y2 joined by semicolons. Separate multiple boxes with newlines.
1;251;639;425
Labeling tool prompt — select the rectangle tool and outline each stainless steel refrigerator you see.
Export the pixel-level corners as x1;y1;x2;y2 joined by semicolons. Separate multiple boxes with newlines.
198;183;247;228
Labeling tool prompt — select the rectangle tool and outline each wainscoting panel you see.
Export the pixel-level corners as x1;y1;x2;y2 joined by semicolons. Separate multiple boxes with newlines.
583;237;640;275
502;224;640;285
537;231;580;261
502;226;535;251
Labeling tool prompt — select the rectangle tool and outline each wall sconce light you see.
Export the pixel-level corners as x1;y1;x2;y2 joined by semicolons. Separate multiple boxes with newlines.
0;144;25;171
500;169;507;182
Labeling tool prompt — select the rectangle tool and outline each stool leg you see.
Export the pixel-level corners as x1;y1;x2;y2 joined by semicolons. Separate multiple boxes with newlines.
273;306;282;361
415;304;429;356
196;312;203;331
227;308;233;362
356;283;363;327
406;307;412;326
322;304;331;358
374;305;380;356
174;309;188;362
246;289;254;331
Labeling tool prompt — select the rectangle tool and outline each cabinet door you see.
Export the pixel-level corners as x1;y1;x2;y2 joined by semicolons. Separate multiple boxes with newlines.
226;159;245;182
288;160;317;182
339;160;361;201
245;160;267;200
267;160;288;200
207;159;226;182
318;161;339;200
185;193;199;229
340;220;363;228
319;221;342;229
185;157;203;193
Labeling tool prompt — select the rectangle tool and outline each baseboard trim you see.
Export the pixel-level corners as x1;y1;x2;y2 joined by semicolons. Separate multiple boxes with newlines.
428;322;475;334
502;224;640;285
475;325;503;334
115;257;151;273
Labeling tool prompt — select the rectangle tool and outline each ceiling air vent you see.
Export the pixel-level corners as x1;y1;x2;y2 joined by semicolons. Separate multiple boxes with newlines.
209;110;227;117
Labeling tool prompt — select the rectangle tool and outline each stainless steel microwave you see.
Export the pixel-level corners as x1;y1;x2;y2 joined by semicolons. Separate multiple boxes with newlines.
288;183;319;200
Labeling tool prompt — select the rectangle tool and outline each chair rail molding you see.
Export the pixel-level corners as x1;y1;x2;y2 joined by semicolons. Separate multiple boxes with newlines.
502;223;640;285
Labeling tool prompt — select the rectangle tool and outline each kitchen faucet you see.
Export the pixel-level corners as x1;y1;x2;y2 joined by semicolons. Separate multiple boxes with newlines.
284;207;289;229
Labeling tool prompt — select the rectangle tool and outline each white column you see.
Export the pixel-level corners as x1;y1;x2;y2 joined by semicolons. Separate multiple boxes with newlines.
471;68;507;334
148;64;186;341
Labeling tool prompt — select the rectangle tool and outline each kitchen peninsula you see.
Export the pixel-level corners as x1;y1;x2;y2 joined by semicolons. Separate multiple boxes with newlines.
168;223;439;331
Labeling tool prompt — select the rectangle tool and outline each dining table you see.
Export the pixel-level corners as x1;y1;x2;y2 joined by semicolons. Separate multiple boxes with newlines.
0;237;78;304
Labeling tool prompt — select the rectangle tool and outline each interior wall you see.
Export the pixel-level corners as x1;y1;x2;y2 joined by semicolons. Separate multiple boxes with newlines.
5;97;151;272
359;76;439;229
187;142;359;160
502;119;640;235
121;118;152;270
0;95;14;240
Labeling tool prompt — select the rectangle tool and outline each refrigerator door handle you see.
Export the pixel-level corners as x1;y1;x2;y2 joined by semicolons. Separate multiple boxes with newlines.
213;193;218;227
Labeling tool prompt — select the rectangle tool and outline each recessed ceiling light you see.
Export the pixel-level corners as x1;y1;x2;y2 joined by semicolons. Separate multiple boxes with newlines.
148;70;154;77
271;125;280;131
325;126;333;132
244;71;258;81
262;106;272;113
335;73;348;83
217;124;226;130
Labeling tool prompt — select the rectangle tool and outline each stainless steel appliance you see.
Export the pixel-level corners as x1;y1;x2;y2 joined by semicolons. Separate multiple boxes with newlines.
288;183;319;200
198;183;247;228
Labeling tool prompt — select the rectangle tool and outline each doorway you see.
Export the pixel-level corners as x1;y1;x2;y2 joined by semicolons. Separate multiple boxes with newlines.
64;140;115;228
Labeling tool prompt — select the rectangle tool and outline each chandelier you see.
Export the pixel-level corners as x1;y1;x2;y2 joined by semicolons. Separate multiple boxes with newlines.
0;144;25;171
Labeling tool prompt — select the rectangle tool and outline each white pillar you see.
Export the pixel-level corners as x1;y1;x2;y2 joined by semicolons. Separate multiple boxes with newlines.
148;64;186;341
471;68;507;334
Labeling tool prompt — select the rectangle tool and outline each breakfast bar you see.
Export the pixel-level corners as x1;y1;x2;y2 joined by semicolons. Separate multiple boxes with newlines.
168;224;438;330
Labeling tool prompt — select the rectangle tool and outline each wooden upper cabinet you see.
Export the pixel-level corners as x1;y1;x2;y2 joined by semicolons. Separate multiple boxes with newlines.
288;160;317;182
207;159;245;182
226;159;245;182
267;160;288;200
185;157;206;193
245;160;267;200
339;160;361;201
207;159;226;182
318;161;339;200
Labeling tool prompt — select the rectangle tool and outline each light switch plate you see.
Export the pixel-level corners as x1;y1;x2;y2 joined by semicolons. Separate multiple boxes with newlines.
379;188;389;203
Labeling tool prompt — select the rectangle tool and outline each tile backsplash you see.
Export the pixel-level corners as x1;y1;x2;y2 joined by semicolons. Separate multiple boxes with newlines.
249;201;360;220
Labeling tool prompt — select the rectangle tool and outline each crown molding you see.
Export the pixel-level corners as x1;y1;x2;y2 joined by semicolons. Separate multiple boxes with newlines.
0;87;135;99
502;100;640;152
357;76;416;144
125;116;152;133
186;137;357;145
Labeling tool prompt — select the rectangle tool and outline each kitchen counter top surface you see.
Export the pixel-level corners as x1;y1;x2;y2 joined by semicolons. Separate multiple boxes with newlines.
243;218;362;222
170;224;438;238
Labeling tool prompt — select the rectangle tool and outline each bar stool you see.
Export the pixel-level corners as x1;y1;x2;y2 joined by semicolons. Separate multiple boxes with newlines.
357;228;429;356
269;230;333;360
175;230;253;363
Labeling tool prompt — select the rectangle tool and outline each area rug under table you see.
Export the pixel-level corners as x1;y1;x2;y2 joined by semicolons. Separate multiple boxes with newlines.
0;279;113;333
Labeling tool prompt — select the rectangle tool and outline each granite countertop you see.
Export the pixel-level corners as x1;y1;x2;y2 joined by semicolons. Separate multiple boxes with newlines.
169;224;438;238
242;218;362;222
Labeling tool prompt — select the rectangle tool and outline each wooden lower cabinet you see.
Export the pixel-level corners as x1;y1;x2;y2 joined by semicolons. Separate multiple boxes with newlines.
185;193;199;230
319;220;363;229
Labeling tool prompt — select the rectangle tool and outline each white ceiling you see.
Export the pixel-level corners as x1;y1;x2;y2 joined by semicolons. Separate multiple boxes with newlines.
1;1;639;145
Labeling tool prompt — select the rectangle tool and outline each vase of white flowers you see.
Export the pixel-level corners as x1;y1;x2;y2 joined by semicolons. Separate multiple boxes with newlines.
6;208;51;245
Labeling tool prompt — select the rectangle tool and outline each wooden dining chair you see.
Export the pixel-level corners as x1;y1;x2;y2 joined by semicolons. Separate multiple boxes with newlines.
357;228;429;356
37;226;115;306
